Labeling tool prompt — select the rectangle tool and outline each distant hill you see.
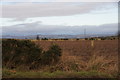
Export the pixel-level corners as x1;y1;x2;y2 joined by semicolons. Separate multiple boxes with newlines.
2;34;117;39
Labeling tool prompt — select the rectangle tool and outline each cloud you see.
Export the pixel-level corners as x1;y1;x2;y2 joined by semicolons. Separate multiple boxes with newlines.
1;2;117;18
1;2;117;36
1;0;119;2
2;23;118;36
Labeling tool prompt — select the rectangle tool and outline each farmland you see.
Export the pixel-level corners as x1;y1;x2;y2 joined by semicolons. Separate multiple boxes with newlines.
2;39;118;78
35;40;118;57
35;40;118;74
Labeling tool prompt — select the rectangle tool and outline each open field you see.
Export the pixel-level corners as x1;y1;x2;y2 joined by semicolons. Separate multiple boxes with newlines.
35;40;118;56
2;40;118;78
35;40;118;76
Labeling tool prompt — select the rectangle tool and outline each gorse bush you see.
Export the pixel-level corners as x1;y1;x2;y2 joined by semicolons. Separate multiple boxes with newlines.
2;39;62;70
2;39;42;68
41;44;62;65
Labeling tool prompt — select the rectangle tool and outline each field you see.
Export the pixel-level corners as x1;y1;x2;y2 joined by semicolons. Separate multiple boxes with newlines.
35;40;118;57
35;40;118;77
2;40;118;78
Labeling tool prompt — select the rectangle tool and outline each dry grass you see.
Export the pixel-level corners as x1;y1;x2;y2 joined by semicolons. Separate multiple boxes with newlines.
34;40;118;77
2;40;118;78
3;52;117;78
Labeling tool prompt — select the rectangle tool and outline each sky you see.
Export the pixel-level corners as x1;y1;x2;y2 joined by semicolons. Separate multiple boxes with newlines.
0;0;118;36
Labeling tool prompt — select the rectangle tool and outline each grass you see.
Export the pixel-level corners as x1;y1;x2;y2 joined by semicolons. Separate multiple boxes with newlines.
2;40;118;78
2;68;114;78
2;52;118;78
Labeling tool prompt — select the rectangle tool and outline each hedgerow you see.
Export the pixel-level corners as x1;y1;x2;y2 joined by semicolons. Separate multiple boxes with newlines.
2;39;62;70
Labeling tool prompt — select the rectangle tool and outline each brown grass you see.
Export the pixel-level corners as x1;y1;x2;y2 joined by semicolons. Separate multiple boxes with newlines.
33;40;118;76
2;40;118;78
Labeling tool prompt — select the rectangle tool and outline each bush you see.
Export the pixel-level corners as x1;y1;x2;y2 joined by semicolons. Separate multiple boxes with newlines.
2;39;43;69
63;38;68;40
2;39;62;70
41;38;48;40
41;43;62;65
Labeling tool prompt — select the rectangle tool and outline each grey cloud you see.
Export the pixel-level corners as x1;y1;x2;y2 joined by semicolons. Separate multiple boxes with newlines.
2;23;118;36
1;0;119;2
1;2;116;18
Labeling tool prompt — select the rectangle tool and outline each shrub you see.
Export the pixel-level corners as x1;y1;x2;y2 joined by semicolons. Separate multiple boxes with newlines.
41;38;48;40
36;35;40;40
63;38;68;40
41;43;62;65
2;39;62;70
2;39;43;69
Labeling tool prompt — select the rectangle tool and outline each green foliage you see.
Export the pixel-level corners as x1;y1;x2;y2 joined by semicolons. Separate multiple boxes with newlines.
2;68;113;78
41;44;62;65
2;39;62;70
2;69;13;77
2;39;42;68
